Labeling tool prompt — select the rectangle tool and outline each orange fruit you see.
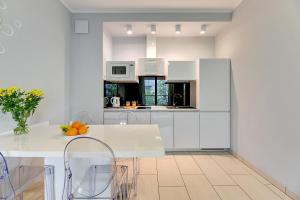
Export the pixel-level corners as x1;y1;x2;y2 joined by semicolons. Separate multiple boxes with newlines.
71;121;84;129
65;128;78;136
78;126;89;135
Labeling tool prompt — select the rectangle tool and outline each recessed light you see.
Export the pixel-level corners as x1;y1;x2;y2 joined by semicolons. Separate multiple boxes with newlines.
126;24;133;35
150;24;156;34
200;24;208;35
175;24;181;34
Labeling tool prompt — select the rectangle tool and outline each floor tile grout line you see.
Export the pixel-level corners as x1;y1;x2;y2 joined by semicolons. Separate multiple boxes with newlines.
267;184;293;200
225;155;292;200
174;154;204;175
231;155;272;185
213;185;254;200
210;154;289;200
211;155;250;175
209;155;257;200
191;155;225;200
155;157;161;200
208;156;238;185
174;155;192;200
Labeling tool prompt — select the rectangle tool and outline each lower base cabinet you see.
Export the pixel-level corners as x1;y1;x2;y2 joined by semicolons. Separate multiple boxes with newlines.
151;112;174;149
128;112;151;124
200;112;230;149
103;110;230;150
174;112;200;149
104;112;127;125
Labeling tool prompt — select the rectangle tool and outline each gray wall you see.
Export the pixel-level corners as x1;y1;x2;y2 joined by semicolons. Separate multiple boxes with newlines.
216;0;300;197
0;0;71;132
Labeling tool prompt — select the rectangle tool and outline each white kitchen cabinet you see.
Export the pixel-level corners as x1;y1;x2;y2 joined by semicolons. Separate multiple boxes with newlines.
167;61;197;81
174;112;200;149
104;112;127;125
127;112;151;124
151;112;174;149
137;58;166;76
200;59;231;111
200;112;230;149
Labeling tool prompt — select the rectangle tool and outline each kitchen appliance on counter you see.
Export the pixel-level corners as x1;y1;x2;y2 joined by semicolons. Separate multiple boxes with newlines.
106;61;137;82
110;97;121;108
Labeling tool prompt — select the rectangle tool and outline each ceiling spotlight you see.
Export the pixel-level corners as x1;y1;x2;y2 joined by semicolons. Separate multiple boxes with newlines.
150;24;156;34
126;24;133;35
200;24;208;34
175;24;181;34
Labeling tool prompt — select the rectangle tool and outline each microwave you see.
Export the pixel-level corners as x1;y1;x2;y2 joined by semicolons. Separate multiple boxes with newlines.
106;61;136;82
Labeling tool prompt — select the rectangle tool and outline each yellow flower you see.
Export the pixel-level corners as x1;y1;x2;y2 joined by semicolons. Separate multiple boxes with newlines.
29;89;44;97
8;86;21;92
0;88;5;97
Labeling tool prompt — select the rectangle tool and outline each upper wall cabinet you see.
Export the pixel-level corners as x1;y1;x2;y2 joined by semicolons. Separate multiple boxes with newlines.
200;59;231;111
167;61;197;82
137;58;166;76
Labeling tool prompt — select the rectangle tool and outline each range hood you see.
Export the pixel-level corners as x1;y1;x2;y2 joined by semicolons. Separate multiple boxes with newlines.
137;35;166;76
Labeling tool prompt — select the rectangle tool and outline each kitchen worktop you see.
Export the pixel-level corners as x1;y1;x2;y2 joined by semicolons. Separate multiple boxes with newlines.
104;106;200;112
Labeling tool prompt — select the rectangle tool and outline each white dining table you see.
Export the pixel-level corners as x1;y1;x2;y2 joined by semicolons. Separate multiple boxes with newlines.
0;123;165;199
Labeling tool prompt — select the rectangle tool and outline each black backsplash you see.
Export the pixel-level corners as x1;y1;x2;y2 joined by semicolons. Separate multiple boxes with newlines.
104;82;140;107
169;83;190;106
104;80;190;107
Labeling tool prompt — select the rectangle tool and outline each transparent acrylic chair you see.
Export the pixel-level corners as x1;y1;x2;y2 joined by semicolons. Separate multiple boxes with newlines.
0;152;54;200
63;137;128;200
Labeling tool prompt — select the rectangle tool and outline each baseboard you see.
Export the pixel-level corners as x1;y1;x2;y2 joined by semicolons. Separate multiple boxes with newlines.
231;151;300;200
287;189;300;200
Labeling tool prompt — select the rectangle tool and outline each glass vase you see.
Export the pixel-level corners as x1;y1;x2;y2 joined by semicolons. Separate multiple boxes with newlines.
14;117;29;135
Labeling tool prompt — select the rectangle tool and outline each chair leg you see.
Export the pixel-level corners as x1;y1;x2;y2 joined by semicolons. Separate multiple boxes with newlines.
44;165;55;200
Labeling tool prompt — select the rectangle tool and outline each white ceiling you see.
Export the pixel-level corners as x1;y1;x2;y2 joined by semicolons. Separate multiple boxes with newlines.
62;0;243;13
104;22;230;37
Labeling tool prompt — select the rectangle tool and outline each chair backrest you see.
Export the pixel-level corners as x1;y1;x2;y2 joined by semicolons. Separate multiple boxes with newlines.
63;137;117;198
0;152;15;199
72;111;94;124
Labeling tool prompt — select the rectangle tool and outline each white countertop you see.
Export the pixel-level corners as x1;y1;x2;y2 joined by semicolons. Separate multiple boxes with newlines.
0;124;165;158
104;106;200;112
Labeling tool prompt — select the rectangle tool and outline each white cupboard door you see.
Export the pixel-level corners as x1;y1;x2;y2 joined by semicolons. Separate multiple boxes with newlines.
174;112;200;149
128;112;151;124
200;112;230;149
104;112;128;125
200;59;231;111
151;112;174;149
168;61;197;81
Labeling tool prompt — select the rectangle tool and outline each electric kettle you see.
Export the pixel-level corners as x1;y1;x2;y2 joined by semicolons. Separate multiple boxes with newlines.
110;97;121;108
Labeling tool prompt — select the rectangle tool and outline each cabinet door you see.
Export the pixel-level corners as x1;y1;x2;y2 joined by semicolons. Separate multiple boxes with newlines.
200;59;231;111
168;61;196;81
200;112;230;149
174;112;199;149
104;112;128;125
151;112;174;149
128;112;151;124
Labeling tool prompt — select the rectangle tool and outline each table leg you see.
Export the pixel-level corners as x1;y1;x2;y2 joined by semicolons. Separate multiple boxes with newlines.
44;158;65;200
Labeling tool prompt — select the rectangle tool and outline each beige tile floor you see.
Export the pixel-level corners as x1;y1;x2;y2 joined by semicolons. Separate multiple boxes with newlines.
23;153;294;200
136;153;294;200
